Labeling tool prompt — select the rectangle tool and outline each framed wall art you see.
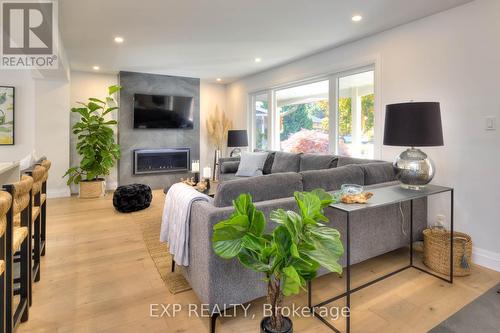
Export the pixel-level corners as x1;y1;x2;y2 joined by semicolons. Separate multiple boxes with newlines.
0;86;15;145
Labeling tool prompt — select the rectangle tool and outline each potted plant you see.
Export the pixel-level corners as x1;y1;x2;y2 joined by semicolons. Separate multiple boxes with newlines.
212;189;344;332
64;85;121;198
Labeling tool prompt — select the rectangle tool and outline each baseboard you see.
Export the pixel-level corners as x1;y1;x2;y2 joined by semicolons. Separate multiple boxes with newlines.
47;187;71;198
473;247;500;272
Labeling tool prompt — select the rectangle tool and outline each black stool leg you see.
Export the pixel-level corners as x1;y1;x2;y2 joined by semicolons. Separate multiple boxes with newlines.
210;312;220;333
171;259;175;273
0;271;4;333
33;214;41;282
40;200;46;256
20;236;30;322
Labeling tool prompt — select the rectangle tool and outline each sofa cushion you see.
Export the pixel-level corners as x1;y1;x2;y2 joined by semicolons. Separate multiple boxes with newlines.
214;172;303;207
235;151;268;177
336;156;384;167
301;165;364;192
219;173;240;182
360;162;397;185
271;152;301;173
300;153;337;172
220;161;240;174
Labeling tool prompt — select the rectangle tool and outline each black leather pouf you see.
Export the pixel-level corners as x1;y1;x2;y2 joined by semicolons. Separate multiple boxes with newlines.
113;184;153;213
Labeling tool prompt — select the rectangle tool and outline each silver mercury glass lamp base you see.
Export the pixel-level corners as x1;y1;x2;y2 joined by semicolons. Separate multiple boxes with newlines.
393;147;435;190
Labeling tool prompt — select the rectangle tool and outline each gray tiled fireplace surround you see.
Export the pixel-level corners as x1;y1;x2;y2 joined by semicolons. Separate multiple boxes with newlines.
118;71;200;189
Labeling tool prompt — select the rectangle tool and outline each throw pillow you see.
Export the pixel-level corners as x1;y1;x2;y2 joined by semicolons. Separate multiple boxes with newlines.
253;149;276;174
220;161;240;174
300;153;337;171
235;151;269;177
271;151;301;173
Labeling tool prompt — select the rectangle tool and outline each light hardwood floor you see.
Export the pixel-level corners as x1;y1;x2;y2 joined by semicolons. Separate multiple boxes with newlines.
18;190;499;333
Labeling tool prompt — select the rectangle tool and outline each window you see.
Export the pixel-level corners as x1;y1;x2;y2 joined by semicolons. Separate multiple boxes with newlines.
276;80;329;153
337;70;375;158
250;66;375;158
253;93;269;150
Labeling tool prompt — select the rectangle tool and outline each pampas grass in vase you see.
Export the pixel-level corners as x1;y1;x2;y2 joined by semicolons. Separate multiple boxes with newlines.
206;106;232;179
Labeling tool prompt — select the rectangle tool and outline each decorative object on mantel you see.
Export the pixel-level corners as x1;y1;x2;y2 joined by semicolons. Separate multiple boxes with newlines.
206;105;232;180
383;102;444;190
0;86;15;145
64;85;122;198
423;228;472;277
227;129;248;157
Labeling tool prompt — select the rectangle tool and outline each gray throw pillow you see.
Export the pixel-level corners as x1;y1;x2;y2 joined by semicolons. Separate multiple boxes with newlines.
220;161;240;174
271;151;301;173
300;153;337;171
235;151;269;177
360;162;396;185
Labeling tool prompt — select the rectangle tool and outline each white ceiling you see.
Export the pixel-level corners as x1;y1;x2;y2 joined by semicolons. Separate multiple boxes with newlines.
60;0;472;83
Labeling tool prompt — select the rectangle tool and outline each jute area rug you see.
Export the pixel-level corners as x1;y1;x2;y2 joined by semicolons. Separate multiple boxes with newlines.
131;192;192;294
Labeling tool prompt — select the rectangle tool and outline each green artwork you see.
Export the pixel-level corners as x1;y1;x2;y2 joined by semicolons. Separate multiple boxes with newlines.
0;86;14;145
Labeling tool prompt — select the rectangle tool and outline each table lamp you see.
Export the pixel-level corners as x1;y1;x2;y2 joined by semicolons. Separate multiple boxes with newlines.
383;102;444;190
227;130;248;157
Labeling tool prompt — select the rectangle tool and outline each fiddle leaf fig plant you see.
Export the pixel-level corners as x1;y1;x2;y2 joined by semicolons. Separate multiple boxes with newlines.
64;85;122;185
212;189;344;331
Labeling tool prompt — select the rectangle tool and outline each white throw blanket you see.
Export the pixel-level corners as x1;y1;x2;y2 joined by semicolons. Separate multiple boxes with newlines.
160;183;211;266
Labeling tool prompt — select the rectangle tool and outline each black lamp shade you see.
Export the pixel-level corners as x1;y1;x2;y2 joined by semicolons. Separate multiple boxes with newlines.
227;130;248;147
383;102;444;147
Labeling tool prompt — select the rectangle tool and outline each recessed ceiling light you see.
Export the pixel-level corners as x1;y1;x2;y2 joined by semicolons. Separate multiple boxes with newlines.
92;66;100;70
254;57;262;63
352;15;363;22
216;78;222;82
114;36;124;43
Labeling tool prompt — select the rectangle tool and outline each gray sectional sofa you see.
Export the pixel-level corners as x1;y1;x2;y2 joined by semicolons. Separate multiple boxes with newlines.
181;151;427;321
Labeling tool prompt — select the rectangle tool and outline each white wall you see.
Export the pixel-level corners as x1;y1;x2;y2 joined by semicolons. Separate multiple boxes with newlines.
69;71;118;193
226;0;500;270
0;70;71;198
200;82;227;169
34;79;71;197
0;70;36;161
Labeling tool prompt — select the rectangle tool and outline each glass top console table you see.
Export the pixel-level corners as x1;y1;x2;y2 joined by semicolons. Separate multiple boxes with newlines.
308;184;454;333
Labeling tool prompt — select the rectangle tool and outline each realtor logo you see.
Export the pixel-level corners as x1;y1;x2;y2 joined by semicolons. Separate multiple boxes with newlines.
1;0;58;69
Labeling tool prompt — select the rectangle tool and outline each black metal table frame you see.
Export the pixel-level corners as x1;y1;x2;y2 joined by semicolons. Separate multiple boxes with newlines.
307;188;454;333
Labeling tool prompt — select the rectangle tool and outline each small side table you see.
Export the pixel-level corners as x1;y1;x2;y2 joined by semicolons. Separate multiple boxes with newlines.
308;184;454;333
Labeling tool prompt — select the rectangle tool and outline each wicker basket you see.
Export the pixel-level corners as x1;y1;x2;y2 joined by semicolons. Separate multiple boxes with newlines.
423;228;472;276
79;179;106;199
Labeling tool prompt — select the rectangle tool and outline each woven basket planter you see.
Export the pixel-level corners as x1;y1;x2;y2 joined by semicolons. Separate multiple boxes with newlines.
423;228;472;277
79;179;105;199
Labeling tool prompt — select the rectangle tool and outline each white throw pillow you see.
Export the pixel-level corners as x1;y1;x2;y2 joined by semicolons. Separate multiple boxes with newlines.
235;151;269;177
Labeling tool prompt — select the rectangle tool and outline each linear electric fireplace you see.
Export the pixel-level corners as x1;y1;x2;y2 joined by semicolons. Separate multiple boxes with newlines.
133;148;190;175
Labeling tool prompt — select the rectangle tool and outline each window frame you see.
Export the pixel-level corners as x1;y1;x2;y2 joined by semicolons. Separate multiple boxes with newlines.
248;63;379;158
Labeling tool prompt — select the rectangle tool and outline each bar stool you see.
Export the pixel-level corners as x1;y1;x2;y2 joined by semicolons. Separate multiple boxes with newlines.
3;176;33;331
38;159;50;257
16;166;44;284
0;191;10;333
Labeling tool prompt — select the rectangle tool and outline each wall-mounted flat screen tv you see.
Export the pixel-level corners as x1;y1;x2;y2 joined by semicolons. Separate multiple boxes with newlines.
133;94;194;129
